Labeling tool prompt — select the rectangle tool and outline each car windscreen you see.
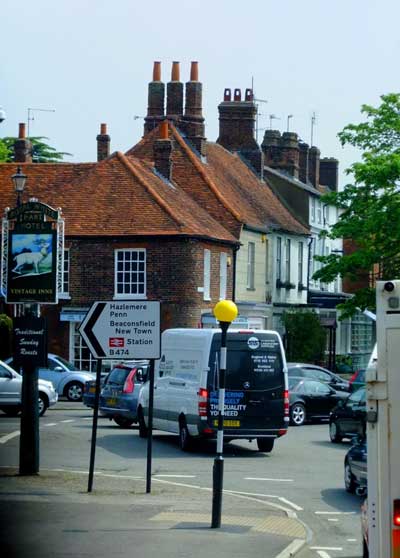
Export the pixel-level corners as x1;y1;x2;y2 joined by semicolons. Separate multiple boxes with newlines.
54;355;79;371
107;367;131;385
209;333;283;390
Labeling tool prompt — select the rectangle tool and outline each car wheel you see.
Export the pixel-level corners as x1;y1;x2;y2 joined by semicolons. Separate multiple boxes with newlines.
138;407;148;438
1;406;21;417
38;393;48;417
344;459;357;493
329;421;343;443
257;438;274;453
179;417;193;452
65;382;84;402
113;416;134;428
290;403;306;426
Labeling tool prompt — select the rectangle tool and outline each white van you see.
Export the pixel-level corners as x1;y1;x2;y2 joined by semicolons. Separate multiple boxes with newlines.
137;328;289;452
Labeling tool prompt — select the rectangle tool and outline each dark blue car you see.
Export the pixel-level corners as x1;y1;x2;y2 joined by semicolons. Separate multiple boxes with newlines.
100;363;149;428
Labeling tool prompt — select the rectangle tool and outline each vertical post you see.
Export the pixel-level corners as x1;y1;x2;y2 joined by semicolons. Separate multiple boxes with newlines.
19;359;39;475
88;358;102;492
211;321;229;528
146;359;155;493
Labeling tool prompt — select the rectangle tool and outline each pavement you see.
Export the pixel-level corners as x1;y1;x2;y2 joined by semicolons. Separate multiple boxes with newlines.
0;465;312;558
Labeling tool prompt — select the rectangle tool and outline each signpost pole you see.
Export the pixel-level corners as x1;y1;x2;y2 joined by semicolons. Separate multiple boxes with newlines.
146;359;155;494
19;358;39;475
88;358;102;493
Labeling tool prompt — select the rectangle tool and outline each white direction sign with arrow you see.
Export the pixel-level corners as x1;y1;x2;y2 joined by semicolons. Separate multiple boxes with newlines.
79;300;160;360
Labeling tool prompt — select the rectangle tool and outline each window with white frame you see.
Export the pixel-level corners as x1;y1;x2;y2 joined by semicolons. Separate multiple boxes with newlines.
203;249;211;300
114;249;146;298
219;252;227;300
285;239;291;283
61;249;70;296
317;200;322;224
276;237;282;281
298;242;303;286
247;242;255;289
311;197;316;222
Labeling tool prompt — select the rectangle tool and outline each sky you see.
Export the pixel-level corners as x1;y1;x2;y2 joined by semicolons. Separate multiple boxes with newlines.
1;0;399;188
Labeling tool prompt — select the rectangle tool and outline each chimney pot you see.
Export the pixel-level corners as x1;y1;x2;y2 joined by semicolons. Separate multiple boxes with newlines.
190;61;199;81
224;88;231;101
100;123;107;135
171;61;180;81
245;88;253;102
160;120;169;139
97;123;110;161
19;123;26;139
234;89;241;102
153;61;161;82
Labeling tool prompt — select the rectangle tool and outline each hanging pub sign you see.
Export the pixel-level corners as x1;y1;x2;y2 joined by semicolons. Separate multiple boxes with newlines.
1;201;64;304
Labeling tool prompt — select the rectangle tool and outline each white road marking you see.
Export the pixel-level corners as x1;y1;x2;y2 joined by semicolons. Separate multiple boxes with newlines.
327;518;339;522
310;547;343;551
245;477;294;482
60;420;75;423
154;474;196;478
0;431;20;444
314;512;356;515
223;489;303;511
347;538;357;542
43;423;57;426
316;552;332;558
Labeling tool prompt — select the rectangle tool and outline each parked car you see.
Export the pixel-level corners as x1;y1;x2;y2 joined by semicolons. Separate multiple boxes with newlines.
289;377;349;426
329;387;366;443
0;359;58;416
83;374;110;411
288;362;350;392
344;436;367;494
100;362;149;428
349;368;366;392
6;353;100;402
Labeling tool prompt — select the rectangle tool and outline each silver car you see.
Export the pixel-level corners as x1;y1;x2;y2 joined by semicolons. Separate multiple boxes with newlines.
0;360;58;416
6;353;99;402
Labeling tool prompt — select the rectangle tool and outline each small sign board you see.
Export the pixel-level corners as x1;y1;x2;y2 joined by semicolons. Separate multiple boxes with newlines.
13;316;48;370
79;300;161;360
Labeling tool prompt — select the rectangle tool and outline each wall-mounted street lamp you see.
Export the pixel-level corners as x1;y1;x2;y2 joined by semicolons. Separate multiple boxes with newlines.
12;166;27;207
211;299;238;529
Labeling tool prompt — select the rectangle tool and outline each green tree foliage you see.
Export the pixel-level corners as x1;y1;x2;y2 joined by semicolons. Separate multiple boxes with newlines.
282;311;326;363
314;93;400;318
0;314;13;359
0;136;71;163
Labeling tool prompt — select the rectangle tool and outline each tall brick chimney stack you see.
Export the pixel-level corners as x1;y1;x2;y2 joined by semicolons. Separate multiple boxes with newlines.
217;87;263;177
182;61;206;156
14;123;32;163
262;130;299;178
96;123;110;161
153;120;173;181
166;61;184;123
308;146;320;187
298;142;309;184
320;157;339;191
144;61;165;134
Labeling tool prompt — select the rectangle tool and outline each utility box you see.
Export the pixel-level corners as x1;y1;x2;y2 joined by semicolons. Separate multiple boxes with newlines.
367;280;400;557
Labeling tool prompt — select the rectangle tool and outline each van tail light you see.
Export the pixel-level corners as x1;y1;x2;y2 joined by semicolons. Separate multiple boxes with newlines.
198;388;208;417
284;389;289;417
123;369;136;394
394;499;400;526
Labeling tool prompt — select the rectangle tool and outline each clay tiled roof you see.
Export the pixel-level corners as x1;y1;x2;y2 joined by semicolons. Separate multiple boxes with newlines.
0;157;237;243
128;124;309;236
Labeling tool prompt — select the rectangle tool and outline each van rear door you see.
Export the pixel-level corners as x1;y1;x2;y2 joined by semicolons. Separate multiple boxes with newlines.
207;332;286;434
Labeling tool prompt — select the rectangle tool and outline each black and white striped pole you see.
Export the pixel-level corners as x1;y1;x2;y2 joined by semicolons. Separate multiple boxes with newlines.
211;300;238;529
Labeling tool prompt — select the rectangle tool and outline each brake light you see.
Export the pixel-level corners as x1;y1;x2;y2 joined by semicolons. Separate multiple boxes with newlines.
394;499;400;526
284;389;289;417
123;369;136;394
198;388;208;416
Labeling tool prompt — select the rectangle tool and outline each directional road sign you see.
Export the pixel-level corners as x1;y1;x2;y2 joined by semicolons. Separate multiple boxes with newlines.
79;300;160;360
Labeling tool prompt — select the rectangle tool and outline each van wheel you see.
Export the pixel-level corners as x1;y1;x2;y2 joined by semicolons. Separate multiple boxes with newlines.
138;408;148;438
179;418;192;452
257;438;274;453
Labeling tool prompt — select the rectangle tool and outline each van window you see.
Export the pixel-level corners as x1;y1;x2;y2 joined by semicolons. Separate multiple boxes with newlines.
209;333;283;391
